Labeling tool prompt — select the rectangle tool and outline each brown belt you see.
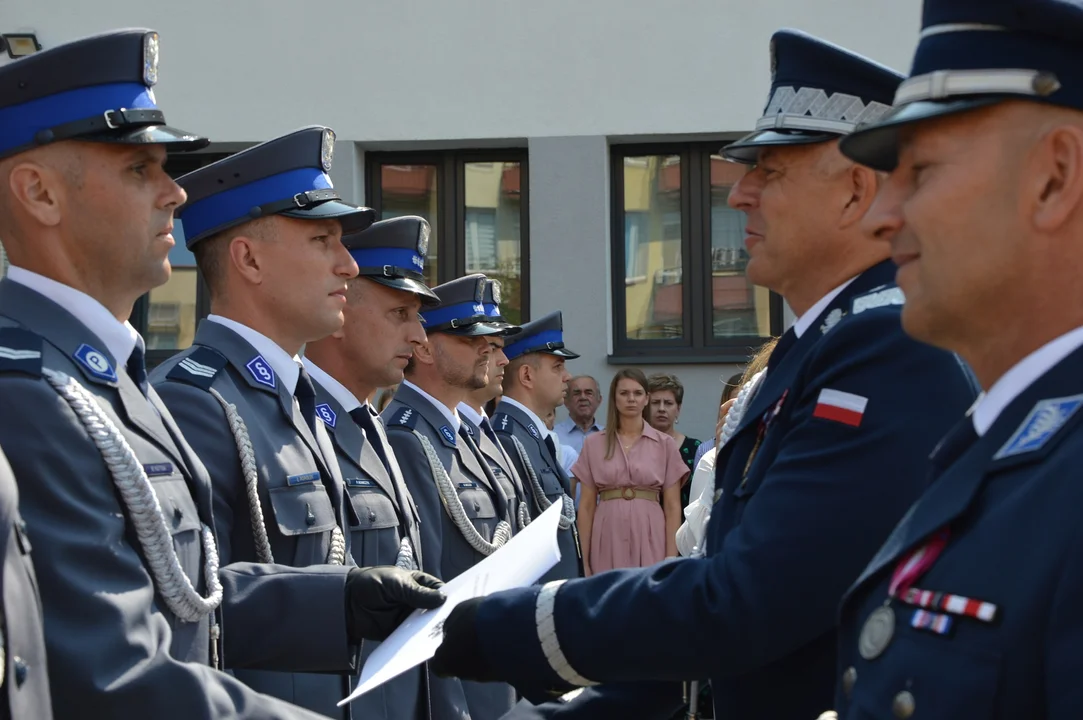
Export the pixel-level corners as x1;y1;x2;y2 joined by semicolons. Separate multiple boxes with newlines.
598;487;660;502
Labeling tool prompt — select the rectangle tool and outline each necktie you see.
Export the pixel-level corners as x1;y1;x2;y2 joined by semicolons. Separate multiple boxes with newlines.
480;417;500;446
544;434;559;463
349;407;393;477
126;343;149;397
295;365;319;435
930;416;980;473
766;328;798;373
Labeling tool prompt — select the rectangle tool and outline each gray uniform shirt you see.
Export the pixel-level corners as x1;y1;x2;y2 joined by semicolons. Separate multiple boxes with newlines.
152;319;357;719
0;278;334;719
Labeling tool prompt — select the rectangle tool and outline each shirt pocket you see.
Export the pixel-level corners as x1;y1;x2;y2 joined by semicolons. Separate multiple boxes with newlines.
149;473;203;574
347;485;402;567
459;486;497;520
537;468;564;498
267;481;337;536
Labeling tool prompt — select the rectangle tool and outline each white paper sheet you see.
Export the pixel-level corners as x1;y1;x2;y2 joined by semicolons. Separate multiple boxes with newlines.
339;500;565;706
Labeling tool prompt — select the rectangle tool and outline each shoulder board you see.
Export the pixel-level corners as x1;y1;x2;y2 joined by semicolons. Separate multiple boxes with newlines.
0;328;43;378
851;285;905;315
491;412;514;434
387;406;419;430
165;346;227;390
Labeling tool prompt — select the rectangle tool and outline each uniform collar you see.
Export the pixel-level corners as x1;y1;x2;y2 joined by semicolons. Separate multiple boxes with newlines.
303;359;362;412
501;396;552;439
792;277;857;338
6;266;143;366
401;379;460;432
972;324;1083;437
457;402;487;427
207;314;301;394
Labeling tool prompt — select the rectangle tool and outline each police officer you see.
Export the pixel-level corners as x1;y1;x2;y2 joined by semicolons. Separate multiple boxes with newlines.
382;273;519;719
151;127;445;718
0;30;441;720
0;445;51;720
428;30;980;720
826;1;1083;717
457;279;530;535
491;311;581;581
302;215;440;720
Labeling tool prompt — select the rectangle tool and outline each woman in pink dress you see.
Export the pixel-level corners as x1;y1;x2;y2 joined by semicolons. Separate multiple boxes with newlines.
573;368;688;576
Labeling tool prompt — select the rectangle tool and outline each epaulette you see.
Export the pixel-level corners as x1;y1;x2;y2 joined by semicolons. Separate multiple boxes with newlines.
387;406;419;430
851;284;905;315
165;346;227;390
0;328;43;378
491;412;514;435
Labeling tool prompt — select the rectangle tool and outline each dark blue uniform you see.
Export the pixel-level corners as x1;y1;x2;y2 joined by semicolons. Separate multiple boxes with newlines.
434;261;979;719
833;1;1083;717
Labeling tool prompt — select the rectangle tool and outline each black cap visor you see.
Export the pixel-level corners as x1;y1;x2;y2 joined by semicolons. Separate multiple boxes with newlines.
839;97;1006;172
722;128;838;164
435;321;513;338
281;200;376;236
367;275;442;307
80;123;210;152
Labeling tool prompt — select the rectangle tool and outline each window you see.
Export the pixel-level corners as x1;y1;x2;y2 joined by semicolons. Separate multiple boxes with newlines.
610;143;783;363
367;150;529;325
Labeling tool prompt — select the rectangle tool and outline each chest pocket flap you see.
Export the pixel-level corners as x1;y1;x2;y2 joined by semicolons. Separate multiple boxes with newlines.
268;482;337;536
151;475;202;534
459;486;497;520
348;486;401;530
537;467;565;498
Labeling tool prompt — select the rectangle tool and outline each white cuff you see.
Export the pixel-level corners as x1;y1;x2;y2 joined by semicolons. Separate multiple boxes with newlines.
535;580;598;687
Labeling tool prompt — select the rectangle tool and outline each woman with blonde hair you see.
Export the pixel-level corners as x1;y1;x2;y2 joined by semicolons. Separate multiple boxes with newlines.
573;368;688;576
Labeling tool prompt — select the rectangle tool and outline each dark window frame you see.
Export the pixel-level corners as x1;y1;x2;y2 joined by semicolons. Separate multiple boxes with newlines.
609;141;783;364
366;149;531;322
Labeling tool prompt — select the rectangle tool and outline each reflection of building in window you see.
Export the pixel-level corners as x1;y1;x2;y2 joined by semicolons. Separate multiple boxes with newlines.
148;268;198;351
465;162;523;324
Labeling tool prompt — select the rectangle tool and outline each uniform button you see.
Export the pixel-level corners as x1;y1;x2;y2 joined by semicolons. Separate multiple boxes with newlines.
305;502;316;526
13;657;27;687
892;690;915;718
368;511;377;522
473;502;481;512
173;505;183;523
842;666;857;697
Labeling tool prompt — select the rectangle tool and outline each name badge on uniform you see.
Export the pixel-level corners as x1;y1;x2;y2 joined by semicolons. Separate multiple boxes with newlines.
315;403;337;427
346;478;375;488
245;355;276;389
142;462;174;477
287;471;320;486
458;482;478;489
73;343;117;383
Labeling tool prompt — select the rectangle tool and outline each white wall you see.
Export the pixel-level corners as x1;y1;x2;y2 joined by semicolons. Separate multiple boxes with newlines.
2;0;922;143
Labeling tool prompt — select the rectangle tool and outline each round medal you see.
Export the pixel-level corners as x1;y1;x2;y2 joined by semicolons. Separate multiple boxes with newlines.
858;605;895;660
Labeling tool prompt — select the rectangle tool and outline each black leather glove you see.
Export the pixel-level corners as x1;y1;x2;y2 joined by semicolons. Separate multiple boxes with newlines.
430;597;495;682
345;567;445;643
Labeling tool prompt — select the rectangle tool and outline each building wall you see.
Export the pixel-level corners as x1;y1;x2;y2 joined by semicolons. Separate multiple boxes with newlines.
0;0;923;438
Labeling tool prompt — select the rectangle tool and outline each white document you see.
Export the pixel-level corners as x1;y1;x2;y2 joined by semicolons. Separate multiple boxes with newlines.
339;500;565;706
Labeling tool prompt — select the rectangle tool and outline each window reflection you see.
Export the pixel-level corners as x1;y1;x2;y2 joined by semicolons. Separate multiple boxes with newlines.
379;164;439;290
464;162;523;325
147;267;198;351
709;156;771;338
623;155;683;340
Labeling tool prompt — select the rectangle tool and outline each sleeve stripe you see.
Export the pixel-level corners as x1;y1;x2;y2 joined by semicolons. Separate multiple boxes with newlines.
534;580;599;688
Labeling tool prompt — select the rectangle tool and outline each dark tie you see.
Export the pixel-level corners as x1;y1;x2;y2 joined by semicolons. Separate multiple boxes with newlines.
930;416;980;473
544;434;559;463
480;417;500;446
349;406;393;476
766;328;798;373
295;365;319;435
126;343;149;397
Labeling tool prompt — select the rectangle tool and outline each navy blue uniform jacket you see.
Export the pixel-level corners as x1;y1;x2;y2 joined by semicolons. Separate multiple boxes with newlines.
465;261;979;720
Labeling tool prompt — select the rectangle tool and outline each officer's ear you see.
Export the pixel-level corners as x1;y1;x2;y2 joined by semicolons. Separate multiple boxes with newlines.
4;149;71;229
839;162;878;231
412;339;436;367
517;359;535;390
1029;119;1083;233
227;217;279;285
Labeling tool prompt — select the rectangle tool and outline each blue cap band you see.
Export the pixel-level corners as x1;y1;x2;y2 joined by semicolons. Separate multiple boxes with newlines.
350;247;425;275
0;82;156;155
505;329;563;359
421;301;488;329
483;303;502;318
180;167;333;246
